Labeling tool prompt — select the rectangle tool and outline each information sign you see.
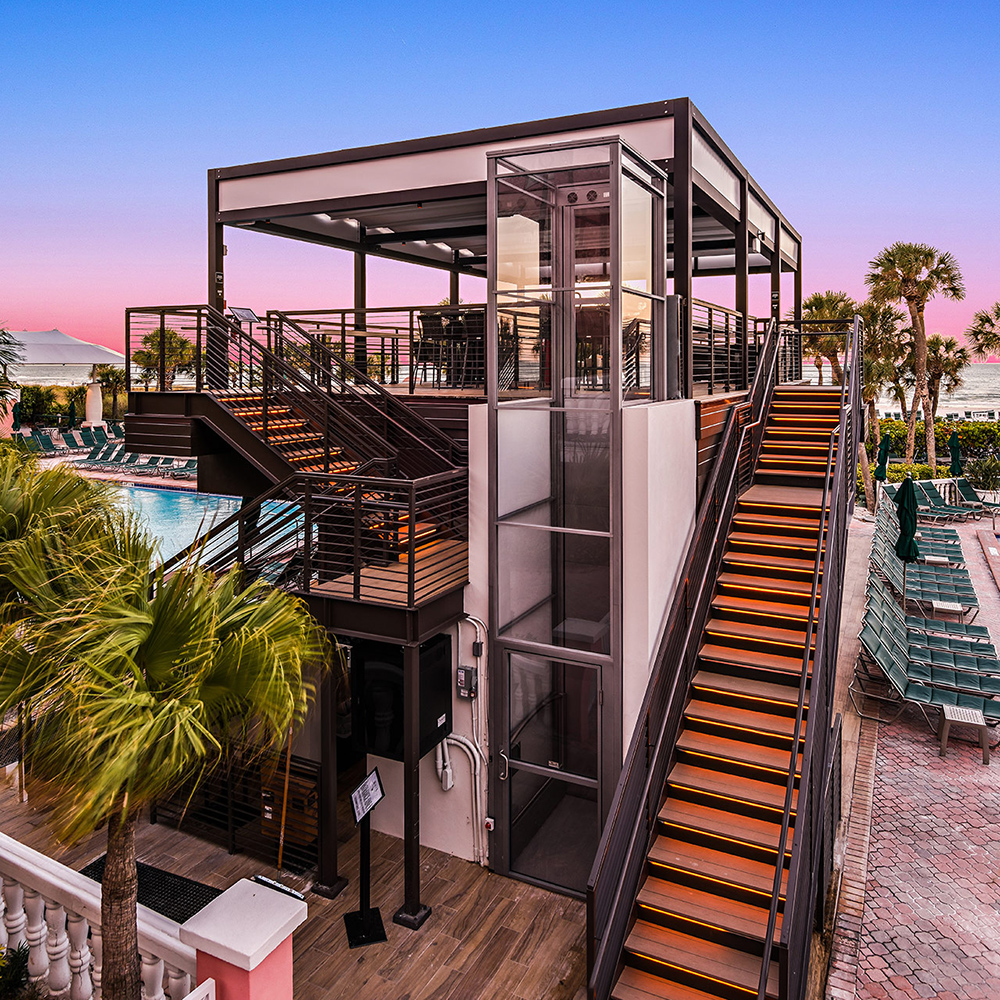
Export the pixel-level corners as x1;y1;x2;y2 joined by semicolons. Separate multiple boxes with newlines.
350;768;385;825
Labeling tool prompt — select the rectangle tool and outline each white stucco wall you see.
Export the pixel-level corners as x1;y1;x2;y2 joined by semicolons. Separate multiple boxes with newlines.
369;403;490;863
621;400;697;754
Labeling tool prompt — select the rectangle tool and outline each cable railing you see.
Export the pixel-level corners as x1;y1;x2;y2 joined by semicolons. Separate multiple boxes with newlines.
124;305;459;479
756;314;862;1000
162;469;469;610
586;318;789;999
272;304;488;394
266;310;465;469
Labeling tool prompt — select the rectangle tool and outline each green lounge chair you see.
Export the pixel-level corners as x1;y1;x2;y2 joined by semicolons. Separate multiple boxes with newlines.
915;481;975;521
955;478;1000;527
92;427;109;446
169;459;198;479
78;428;96;448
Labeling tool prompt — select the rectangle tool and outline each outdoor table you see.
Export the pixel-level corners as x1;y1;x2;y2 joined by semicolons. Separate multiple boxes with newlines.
938;703;990;764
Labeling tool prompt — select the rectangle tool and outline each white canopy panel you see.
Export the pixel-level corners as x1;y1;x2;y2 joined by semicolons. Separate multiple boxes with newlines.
10;330;126;366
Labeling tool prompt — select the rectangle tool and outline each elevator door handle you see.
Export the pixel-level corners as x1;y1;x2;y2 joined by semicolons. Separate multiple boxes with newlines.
499;750;509;781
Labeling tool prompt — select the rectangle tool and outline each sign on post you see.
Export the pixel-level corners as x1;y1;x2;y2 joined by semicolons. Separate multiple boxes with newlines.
344;768;387;947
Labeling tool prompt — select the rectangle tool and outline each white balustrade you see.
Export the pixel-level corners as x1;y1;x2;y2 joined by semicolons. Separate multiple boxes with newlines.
0;830;196;999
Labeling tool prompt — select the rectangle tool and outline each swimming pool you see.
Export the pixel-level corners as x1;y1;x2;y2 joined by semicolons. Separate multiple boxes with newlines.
111;485;243;561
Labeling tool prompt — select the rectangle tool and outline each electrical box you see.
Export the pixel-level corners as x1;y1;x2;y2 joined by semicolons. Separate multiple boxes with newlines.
456;665;478;699
350;634;452;761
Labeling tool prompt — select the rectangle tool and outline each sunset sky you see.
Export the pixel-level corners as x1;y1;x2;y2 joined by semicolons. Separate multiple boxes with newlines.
2;0;997;353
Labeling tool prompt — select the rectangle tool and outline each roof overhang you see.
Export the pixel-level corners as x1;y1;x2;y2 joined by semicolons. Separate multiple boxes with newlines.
212;100;800;277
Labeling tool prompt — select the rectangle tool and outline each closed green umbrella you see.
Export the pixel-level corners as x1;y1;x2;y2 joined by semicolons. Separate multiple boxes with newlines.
873;432;891;482
10;401;19;432
68;399;76;427
894;476;921;607
948;430;962;478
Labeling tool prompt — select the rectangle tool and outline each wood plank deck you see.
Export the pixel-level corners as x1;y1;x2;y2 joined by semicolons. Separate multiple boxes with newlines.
0;776;585;1000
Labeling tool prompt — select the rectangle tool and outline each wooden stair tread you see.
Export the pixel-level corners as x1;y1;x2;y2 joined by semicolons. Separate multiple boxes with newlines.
676;731;803;775
637;875;783;942
668;763;797;811
728;530;823;551
699;643;811;677
717;572;817;597
625;921;779;996
732;511;821;531
710;593;812;622
684;699;808;740
692;671;806;707
740;484;826;508
648;836;789;898
722;552;819;573
612;966;725;1000
659;798;795;853
705;617;811;647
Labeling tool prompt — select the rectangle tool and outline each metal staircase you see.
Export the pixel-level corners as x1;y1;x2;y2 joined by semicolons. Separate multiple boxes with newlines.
125;304;470;613
588;320;862;1000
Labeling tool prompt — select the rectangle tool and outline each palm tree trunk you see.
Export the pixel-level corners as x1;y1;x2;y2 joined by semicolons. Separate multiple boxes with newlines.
826;352;844;385
102;810;142;1000
814;358;823;386
905;397;918;463
868;399;881;447
859;440;876;511
910;302;937;469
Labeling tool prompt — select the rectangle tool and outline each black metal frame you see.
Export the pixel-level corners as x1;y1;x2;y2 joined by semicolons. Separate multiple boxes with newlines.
585;319;799;997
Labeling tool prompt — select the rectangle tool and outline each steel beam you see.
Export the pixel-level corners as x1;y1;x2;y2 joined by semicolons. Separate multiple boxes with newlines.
673;100;694;398
393;641;431;929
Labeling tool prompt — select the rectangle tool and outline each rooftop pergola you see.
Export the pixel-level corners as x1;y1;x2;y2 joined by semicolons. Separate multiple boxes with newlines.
209;99;802;396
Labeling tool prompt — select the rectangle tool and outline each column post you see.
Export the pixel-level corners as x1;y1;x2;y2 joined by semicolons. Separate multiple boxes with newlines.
180;880;307;1000
313;666;348;899
736;176;749;389
673;99;694;398
393;642;430;929
354;230;367;376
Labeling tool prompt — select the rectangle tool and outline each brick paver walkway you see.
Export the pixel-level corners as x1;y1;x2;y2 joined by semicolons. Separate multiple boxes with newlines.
828;512;1000;1000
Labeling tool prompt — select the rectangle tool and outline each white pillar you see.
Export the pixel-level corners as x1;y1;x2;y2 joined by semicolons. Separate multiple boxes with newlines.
140;952;166;1000
2;878;25;950
67;910;94;1000
83;381;105;428
44;897;72;995
23;887;48;981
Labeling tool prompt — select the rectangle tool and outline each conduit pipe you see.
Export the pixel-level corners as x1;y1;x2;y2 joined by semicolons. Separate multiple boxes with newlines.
435;735;485;864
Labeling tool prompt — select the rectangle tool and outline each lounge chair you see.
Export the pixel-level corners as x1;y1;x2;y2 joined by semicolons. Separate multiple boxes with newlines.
61;431;87;452
169;459;198;479
78;428;96;449
133;456;171;476
851;615;1000;725
92;427;109;446
954;478;1000;527
914;481;975;521
31;433;62;456
869;542;978;618
866;576;992;645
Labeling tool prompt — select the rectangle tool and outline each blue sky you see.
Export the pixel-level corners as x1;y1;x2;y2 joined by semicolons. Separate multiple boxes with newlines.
2;0;997;348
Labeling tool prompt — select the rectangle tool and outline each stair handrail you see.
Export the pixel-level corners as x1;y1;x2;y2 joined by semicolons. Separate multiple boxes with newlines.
755;315;862;1000
266;309;464;468
205;306;407;473
126;304;402;473
586;318;789;1000
159;466;468;609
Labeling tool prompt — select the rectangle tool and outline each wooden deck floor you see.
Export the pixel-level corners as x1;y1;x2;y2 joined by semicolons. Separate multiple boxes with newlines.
0;776;586;1000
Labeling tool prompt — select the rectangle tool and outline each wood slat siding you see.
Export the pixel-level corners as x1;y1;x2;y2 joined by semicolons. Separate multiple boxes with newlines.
695;392;749;497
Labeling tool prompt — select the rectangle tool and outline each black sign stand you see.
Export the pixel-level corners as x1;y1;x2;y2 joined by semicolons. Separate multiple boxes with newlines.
344;769;387;948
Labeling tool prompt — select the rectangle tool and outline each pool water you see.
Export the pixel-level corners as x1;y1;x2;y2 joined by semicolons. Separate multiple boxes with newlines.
111;485;243;562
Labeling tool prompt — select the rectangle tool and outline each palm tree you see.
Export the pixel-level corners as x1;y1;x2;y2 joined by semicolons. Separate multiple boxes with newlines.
865;243;965;468
856;299;907;445
92;364;128;421
925;335;970;420
0;504;328;1000
0;327;23;411
965;302;1000;360
797;290;855;386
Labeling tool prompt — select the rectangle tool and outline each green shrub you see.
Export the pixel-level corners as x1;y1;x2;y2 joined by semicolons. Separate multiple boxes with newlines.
874;418;1000;461
0;943;45;999
17;385;56;423
857;462;951;501
965;457;1000;492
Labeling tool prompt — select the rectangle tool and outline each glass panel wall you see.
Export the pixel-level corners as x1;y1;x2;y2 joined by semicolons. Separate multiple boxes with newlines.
489;138;666;895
